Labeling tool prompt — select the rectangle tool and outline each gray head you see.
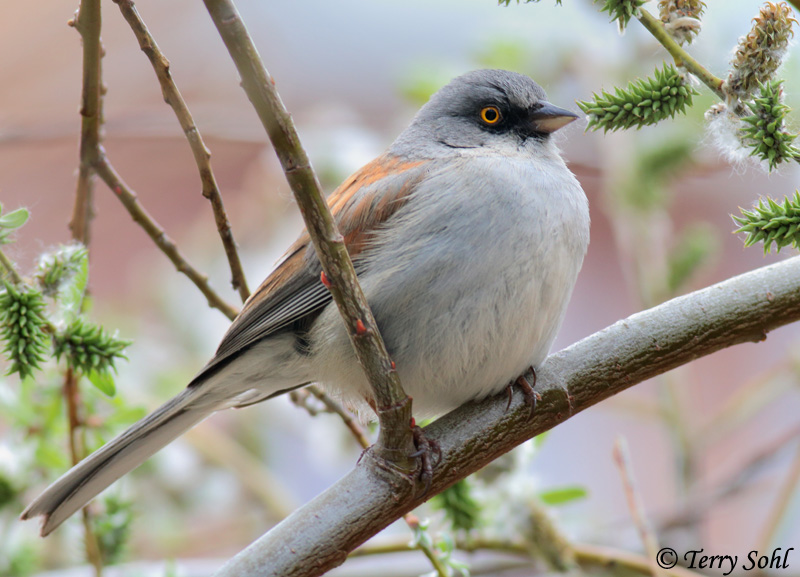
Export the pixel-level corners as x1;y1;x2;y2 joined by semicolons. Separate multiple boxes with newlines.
390;69;577;156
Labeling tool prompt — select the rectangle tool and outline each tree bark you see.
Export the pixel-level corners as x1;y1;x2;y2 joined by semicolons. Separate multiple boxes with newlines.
216;256;800;576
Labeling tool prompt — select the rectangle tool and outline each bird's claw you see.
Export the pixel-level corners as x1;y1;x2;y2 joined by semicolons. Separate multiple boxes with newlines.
411;425;441;497
504;366;540;420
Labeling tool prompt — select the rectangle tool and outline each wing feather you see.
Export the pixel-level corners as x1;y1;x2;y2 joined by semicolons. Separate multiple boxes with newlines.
191;155;429;382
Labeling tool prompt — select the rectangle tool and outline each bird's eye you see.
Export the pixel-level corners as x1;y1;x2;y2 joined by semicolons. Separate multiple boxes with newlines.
479;106;502;125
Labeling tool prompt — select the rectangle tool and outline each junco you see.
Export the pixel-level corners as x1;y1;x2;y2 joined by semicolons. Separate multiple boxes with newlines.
22;69;590;536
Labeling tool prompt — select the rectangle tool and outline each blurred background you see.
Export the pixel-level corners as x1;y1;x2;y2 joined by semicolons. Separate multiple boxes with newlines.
2;0;800;575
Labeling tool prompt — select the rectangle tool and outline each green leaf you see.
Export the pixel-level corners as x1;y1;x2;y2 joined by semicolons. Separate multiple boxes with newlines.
538;486;588;506
0;473;17;509
532;431;550;449
34;442;69;469
93;494;134;564
87;369;116;397
432;478;481;532
667;223;719;293
0;208;30;230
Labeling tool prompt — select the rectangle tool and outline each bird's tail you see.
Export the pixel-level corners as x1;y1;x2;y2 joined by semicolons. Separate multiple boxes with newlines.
21;384;221;536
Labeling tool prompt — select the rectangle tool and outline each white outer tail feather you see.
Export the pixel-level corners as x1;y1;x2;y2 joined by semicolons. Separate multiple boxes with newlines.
20;385;220;536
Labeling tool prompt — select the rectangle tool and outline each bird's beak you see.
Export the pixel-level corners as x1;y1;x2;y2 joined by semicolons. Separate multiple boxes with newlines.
529;102;579;134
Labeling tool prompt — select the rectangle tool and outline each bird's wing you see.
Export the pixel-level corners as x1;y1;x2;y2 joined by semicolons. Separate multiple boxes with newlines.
192;154;429;381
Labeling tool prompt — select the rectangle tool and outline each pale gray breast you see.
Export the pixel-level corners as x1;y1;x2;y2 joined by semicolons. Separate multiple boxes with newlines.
356;153;588;402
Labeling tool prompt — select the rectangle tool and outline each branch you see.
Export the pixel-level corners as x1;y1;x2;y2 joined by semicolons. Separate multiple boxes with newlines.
757;437;800;551
68;3;104;573
112;0;250;302
613;437;661;577
658;423;800;533
637;8;725;100
308;386;372;449
352;538;707;577
0;249;24;285
64;368;103;576
202;0;415;467
215;256;800;577
93;156;240;320
69;0;103;245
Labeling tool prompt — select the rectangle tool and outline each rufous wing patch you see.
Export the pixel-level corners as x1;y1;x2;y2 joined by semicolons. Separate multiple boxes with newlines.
236;155;426;321
332;155;427;257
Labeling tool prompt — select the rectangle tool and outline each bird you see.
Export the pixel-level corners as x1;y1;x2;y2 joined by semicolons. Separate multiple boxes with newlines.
21;69;590;536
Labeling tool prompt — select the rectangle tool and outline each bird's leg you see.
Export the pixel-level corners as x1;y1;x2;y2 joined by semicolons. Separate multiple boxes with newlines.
410;419;441;497
505;366;541;420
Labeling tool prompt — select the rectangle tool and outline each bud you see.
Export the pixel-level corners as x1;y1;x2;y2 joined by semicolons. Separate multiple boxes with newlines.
601;0;647;32
727;2;796;99
739;80;799;170
0;282;49;379
733;191;800;253
659;0;705;44
579;65;698;132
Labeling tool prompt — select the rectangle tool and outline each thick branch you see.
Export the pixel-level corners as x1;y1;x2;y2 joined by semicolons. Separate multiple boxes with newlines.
112;0;250;302
202;0;415;467
215;256;800;577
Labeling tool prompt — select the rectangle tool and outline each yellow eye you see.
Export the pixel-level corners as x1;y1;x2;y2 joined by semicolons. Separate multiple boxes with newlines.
480;106;502;125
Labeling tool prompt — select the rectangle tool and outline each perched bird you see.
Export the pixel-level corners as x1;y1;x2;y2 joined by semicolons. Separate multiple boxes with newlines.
22;69;590;536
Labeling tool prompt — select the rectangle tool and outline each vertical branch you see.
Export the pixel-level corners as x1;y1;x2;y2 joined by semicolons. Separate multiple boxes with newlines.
613;437;663;577
202;0;416;468
69;0;103;245
112;0;250;302
68;1;105;573
64;368;103;576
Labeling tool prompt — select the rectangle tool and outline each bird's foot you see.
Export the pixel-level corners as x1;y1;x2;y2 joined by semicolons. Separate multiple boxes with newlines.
505;366;541;420
410;421;441;497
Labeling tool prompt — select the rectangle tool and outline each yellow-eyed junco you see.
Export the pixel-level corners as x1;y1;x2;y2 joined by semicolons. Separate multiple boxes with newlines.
22;69;590;536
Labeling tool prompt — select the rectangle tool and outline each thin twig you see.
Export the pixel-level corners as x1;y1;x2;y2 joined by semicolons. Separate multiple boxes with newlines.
112;0;250;302
0;249;23;285
658;374;695;504
613;437;663;577
574;543;705;577
308;386;371;449
698;361;792;446
202;0;415;469
64;368;104;576
659;423;800;532
184;423;297;519
757;437;800;552
93;155;240;321
351;537;706;577
637;8;725;100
